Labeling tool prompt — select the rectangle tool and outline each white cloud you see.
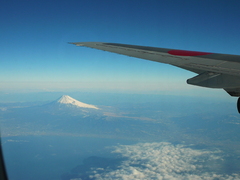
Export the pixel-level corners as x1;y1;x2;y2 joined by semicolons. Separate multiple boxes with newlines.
89;142;240;180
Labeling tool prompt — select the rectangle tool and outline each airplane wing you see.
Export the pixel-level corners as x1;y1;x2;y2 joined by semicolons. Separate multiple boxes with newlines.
70;42;240;97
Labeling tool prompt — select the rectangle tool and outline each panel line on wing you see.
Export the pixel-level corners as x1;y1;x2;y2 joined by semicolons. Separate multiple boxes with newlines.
95;43;188;62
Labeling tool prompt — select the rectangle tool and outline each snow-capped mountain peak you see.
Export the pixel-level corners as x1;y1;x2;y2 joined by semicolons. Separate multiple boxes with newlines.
57;95;99;109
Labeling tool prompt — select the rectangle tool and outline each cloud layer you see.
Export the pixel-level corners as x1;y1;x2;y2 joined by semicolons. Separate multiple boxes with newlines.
89;142;240;180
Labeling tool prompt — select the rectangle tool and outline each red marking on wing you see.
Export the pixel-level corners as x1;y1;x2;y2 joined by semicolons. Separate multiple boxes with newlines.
168;50;212;56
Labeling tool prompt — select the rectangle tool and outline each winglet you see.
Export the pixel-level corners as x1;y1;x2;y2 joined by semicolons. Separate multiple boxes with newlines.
68;42;85;46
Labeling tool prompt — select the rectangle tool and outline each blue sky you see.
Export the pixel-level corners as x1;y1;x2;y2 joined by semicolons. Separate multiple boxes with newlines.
1;0;240;98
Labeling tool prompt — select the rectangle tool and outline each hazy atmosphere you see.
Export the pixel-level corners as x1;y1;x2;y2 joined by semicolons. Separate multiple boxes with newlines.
1;0;240;180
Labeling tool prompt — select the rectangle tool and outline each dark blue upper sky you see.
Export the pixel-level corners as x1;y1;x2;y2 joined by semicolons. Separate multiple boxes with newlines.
1;0;240;98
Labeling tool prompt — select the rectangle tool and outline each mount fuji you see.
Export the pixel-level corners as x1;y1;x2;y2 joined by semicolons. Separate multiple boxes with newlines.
39;95;102;116
55;95;99;109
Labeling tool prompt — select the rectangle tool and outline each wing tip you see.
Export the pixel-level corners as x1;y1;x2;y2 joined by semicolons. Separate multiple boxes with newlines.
68;42;105;47
68;42;85;46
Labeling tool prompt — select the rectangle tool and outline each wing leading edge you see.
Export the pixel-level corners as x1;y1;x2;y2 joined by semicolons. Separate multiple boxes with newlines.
70;42;240;97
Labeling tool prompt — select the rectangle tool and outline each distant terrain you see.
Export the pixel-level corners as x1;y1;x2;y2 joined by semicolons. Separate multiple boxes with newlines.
1;95;240;151
1;95;240;180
